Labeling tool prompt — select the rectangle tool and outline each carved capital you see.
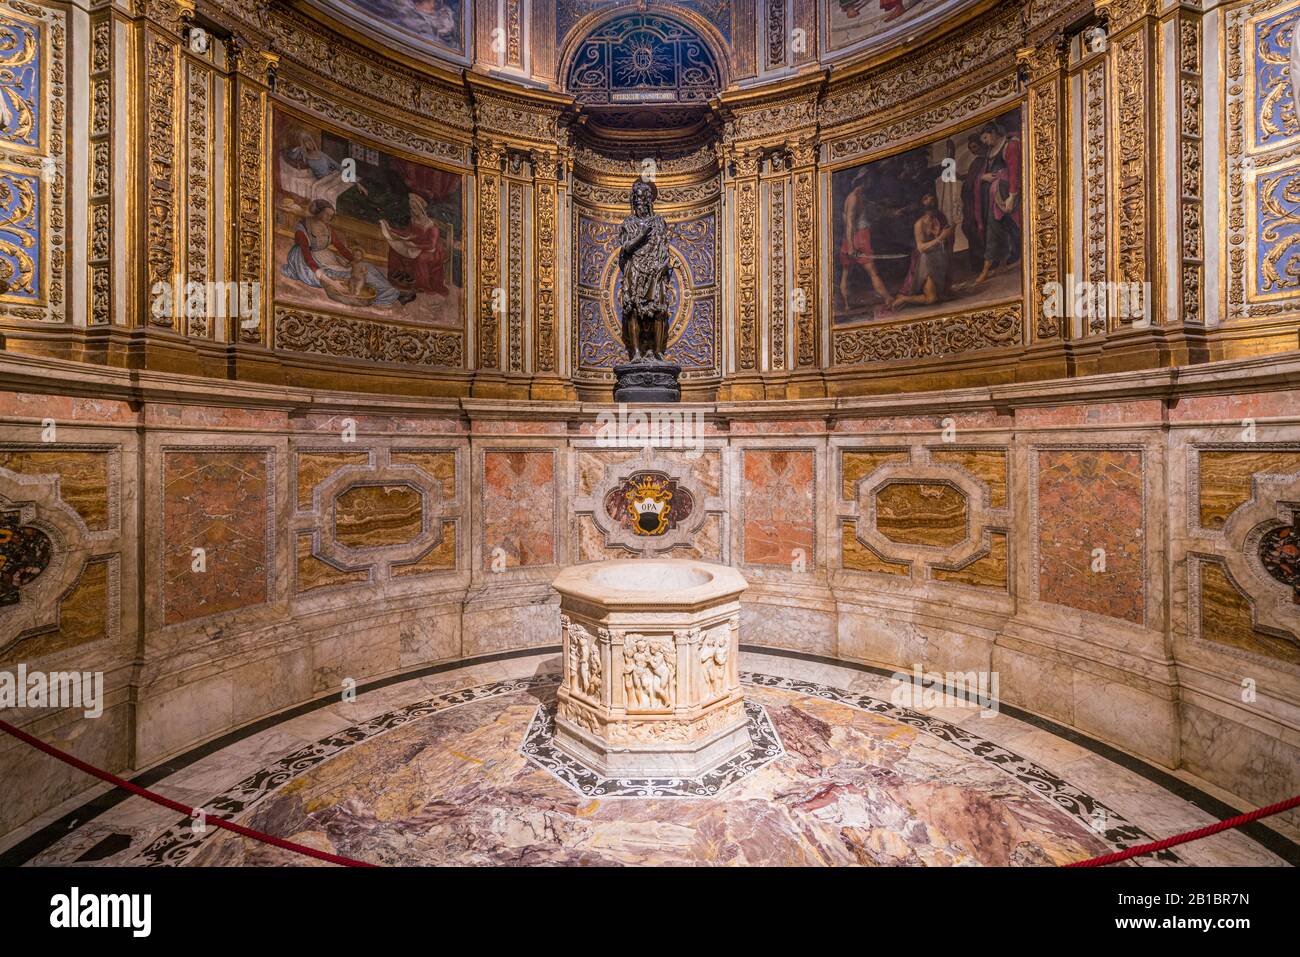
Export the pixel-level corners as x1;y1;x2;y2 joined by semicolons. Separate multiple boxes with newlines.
1094;0;1158;33
532;152;560;182
1016;33;1067;84
789;138;818;169
476;139;507;170
230;35;278;86
731;149;761;179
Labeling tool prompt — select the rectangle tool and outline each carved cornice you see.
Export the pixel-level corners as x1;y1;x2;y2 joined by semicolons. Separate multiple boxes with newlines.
827;72;1019;162
820;3;1022;132
274;74;467;164
1094;0;1159;33
274;307;463;369
467;74;575;147
573;143;718;177
1016;33;1068;84
264;6;472;133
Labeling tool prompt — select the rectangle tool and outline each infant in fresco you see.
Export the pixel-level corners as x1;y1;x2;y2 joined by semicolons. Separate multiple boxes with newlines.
347;251;371;298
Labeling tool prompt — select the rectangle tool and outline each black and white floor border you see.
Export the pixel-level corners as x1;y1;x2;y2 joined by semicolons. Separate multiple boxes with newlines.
111;670;1188;866
519;700;785;799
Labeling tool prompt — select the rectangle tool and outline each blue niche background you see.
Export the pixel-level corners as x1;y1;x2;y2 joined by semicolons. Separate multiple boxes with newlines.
565;12;722;106
576;210;717;372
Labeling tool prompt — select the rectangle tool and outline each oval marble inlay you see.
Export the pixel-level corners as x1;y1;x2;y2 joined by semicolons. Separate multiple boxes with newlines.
334;484;423;548
0;509;53;606
1259;517;1299;602
875;481;968;548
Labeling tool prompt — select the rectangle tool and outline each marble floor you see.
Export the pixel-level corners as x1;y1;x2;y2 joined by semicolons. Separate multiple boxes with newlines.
3;651;1292;867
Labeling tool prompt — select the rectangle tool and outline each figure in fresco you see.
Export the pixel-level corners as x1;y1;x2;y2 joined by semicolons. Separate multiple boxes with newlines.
281;200;407;307
830;107;1022;324
382;193;451;297
272;113;465;326
617;180;674;362
278;131;369;208
973;118;1022;285
838;170;894;311
892;192;956;309
958;134;989;270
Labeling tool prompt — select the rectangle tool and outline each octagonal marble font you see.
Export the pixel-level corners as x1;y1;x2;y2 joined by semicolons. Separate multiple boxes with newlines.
549;559;750;777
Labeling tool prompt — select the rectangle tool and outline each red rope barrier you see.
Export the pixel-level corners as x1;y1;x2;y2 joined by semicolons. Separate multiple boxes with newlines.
1065;793;1300;867
0;718;375;868
7;713;1295;869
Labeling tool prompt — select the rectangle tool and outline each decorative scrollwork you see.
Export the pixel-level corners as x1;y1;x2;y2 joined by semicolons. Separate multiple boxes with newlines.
275;307;462;367
833;304;1023;365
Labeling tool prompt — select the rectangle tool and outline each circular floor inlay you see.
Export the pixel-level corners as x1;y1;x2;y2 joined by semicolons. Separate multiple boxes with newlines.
103;672;1197;867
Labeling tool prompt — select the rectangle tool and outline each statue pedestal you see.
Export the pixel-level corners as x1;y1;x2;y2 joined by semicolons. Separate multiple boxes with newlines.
550;559;750;778
613;359;681;403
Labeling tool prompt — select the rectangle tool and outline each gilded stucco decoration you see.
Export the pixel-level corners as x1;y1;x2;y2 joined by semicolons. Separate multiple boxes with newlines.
0;0;65;323
1224;0;1300;326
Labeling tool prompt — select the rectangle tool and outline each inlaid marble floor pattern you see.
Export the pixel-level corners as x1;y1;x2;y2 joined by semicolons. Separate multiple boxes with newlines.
5;652;1291;867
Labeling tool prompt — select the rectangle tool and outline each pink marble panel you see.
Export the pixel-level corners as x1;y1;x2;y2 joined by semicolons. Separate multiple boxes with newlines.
834;411;1013;433
0;391;136;424
1017;400;1163;429
162;450;271;625
146;404;288;430
483;450;556;568
743;449;815;566
1036;449;1144;624
1168;391;1300;422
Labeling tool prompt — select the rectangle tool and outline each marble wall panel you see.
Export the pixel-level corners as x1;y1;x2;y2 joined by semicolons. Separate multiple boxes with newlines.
841;448;909;499
841;520;910;576
1035;449;1145;625
1196;559;1300;665
1197;449;1300;530
391;521;458;575
930;449;1008;509
931;532;1008;591
161;449;274;625
334;484;423;547
296;451;370;510
741;449;814;566
296;532;369;593
482;449;557;568
875;481;968;548
0;450;112;530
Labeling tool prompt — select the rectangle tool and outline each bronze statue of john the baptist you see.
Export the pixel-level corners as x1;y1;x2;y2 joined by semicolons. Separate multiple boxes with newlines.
617;180;674;362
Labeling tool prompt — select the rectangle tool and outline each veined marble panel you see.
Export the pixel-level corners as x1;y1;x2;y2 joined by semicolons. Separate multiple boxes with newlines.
875;481;968;549
1197;449;1300;531
1035;449;1145;625
482;450;557;569
0;450;112;531
742;449;815;567
161;449;274;626
334;484;423;548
